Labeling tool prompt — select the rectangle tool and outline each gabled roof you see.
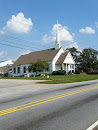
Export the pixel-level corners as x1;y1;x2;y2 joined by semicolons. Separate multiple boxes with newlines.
13;48;60;66
56;52;68;65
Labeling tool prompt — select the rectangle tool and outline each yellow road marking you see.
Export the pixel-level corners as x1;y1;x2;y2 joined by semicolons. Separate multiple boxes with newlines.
0;86;98;116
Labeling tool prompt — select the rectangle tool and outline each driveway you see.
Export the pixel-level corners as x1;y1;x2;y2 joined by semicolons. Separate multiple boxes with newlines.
0;79;50;103
0;79;47;88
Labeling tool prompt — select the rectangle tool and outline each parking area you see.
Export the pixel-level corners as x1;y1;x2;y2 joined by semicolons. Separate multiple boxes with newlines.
0;79;46;88
0;79;50;102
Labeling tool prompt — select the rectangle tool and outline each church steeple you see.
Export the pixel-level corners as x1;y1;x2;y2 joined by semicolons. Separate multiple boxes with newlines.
56;20;60;43
55;20;62;49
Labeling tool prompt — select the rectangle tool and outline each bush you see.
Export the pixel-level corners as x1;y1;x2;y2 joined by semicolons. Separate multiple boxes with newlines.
52;71;58;75
75;69;80;74
87;72;98;74
42;73;47;76
52;70;66;75
83;68;90;73
0;73;3;77
30;74;33;77
49;73;52;76
57;70;66;75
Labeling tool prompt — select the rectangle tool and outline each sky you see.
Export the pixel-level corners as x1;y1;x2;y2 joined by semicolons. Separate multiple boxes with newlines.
0;0;98;61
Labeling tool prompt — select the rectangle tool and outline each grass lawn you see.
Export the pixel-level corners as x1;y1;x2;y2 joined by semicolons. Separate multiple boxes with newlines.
0;73;98;84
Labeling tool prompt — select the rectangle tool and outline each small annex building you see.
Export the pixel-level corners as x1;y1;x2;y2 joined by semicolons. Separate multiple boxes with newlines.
0;60;13;76
12;21;75;77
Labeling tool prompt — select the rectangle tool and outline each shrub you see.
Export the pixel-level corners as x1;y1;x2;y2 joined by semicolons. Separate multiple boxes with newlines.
75;69;80;74
42;73;47;76
52;71;58;75
84;68;90;73
0;73;3;77
87;72;98;74
57;70;66;75
52;70;66;75
49;73;52;76
30;74;33;77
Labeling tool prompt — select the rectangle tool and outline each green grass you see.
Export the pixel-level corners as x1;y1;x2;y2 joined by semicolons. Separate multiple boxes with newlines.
0;73;98;84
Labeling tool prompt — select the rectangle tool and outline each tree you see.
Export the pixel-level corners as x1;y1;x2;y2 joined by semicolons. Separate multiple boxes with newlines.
66;47;81;65
78;48;98;73
28;59;49;75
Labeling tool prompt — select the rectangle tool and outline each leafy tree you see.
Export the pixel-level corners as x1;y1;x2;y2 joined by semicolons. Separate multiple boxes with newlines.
67;47;98;73
93;60;98;69
78;48;98;73
66;47;81;65
28;59;49;75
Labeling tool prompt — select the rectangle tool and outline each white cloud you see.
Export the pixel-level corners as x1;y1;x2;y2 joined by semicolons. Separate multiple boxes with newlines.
79;27;95;34
0;12;33;34
65;42;82;52
0;51;7;58
68;42;79;49
42;23;74;44
42;34;54;43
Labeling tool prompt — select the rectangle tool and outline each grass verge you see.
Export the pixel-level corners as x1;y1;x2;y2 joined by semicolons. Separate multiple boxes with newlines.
0;73;98;84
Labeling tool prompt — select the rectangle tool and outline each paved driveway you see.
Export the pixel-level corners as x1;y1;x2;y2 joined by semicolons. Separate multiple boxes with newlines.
0;79;47;88
0;79;49;102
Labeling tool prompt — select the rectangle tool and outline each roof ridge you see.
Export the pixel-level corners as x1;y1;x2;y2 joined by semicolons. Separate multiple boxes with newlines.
21;48;56;56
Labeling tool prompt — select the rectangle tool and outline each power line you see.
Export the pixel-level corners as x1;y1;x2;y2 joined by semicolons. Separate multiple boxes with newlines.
0;39;47;51
0;42;33;51
0;17;53;48
0;41;64;60
0;34;52;49
0;20;62;57
0;18;54;49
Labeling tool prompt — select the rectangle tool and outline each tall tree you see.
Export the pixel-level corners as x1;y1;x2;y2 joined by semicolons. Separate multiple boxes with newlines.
79;48;98;72
28;59;49;75
66;47;81;65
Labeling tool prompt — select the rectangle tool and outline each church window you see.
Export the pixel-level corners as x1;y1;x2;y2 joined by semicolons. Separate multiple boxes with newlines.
17;67;20;73
23;66;26;73
13;67;16;74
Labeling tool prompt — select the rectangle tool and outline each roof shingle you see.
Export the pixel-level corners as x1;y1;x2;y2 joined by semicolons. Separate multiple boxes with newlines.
13;48;60;66
56;52;68;65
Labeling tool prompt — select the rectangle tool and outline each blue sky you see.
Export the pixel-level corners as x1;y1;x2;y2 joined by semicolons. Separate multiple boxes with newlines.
0;0;98;61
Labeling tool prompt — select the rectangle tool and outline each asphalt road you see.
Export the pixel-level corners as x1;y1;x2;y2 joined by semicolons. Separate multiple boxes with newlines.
0;79;98;130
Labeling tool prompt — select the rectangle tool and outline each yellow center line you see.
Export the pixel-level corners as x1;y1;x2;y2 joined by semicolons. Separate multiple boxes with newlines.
0;86;98;116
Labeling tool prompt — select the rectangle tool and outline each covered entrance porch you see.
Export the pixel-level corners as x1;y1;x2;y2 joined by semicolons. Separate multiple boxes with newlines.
62;63;75;74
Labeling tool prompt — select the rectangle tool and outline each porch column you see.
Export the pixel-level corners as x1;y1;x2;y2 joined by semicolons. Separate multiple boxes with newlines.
66;63;68;74
62;63;64;70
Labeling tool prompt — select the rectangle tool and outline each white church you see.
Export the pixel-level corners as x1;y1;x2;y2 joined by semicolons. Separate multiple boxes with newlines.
12;21;75;77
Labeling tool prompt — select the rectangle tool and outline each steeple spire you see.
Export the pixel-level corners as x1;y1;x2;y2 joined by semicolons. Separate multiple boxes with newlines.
56;20;60;43
55;20;62;49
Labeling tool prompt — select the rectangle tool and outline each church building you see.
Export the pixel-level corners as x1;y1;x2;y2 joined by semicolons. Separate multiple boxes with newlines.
12;21;75;77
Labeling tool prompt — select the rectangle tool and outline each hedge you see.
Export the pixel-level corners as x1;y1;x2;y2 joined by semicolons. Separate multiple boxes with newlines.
52;70;66;75
87;72;98;74
75;69;80;74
